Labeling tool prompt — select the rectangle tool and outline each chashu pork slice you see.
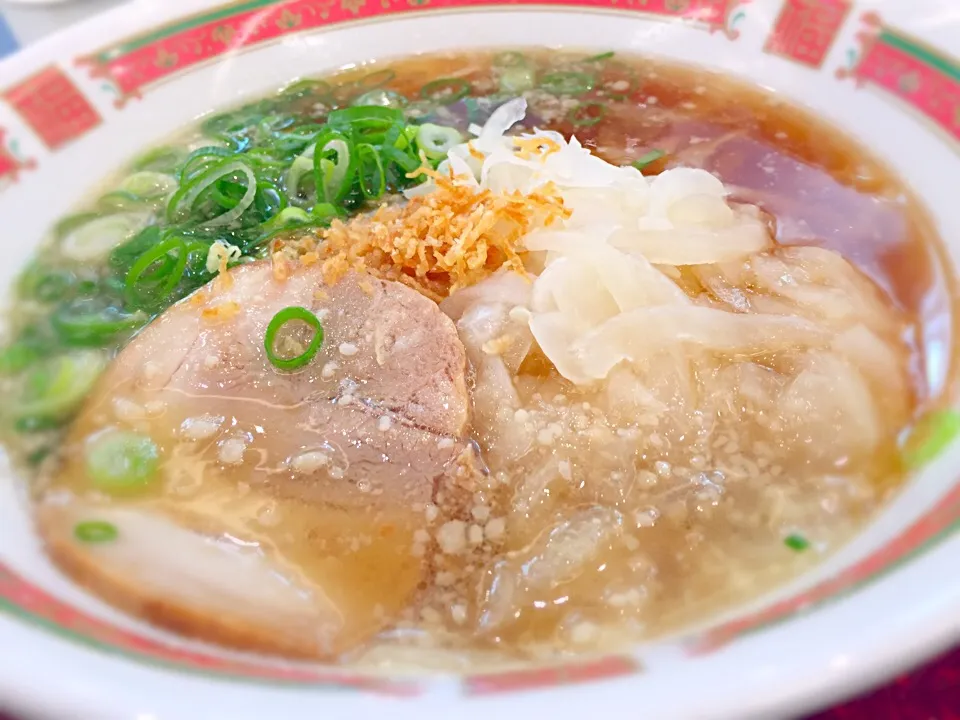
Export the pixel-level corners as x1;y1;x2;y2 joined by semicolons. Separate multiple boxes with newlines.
37;261;472;659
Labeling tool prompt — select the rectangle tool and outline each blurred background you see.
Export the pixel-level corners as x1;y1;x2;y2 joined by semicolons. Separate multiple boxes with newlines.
0;0;125;56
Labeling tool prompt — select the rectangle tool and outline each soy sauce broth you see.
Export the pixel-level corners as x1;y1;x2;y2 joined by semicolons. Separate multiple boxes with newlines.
4;48;957;668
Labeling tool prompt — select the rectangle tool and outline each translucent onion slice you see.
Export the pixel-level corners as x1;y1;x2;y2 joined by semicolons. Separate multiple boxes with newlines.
610;220;771;265
568;306;829;382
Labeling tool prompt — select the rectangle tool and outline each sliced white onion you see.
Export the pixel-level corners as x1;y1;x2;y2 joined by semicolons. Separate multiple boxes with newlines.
473;97;527;153
440;270;531;321
567;306;829;382
610;220;771;265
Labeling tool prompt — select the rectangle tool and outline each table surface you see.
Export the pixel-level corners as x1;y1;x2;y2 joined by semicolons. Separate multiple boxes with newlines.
0;1;956;718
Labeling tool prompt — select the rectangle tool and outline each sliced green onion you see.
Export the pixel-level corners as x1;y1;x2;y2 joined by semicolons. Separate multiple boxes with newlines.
60;213;150;263
108;225;160;275
356;143;386;200
120;171;177;200
18;263;74;303
53;213;100;241
902;410;960;469
311;203;340;223
281;78;332;100
784;533;810;552
272;206;311;226
255;113;295;139
540;71;594;96
381;144;420;174
10;351;105;424
52;302;146;345
74;521;118;544
125;237;189;309
328;105;404;145
313;131;355;204
15;416;63;433
499;66;536;94
167;159;257;227
97;191;152;214
584;51;615;62
255;180;286;219
416;123;462;160
85;429;160;494
75;278;100;297
353;68;396;90
211;178;249;210
264;306;324;371
632;149;667;171
275;123;325;144
601;61;638;100
200;103;271;144
420;78;471;105
568;102;607;127
493;51;529;68
0;343;40;375
352;89;408;108
179;146;234;182
132;146;186;174
27;447;51;467
284;144;317;202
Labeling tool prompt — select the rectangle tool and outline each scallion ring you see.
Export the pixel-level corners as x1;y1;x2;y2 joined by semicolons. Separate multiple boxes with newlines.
493;51;529;68
352;89;408;108
264;306;324;371
120;171;177;200
178;146;234;182
281;78;332;100
584;51;615;62
74;521;118;544
419;78;471;105
784;533;810;552
166;159;257;227
356;143;386;200
125;237;189;309
354;68;396;90
499;66;536;94
416;123;462;159
132;146;186;174
284;143;317;202
313;131;355;204
52;303;146;345
85;429;160;494
540;71;594;96
10;351;105;424
568;101;607;127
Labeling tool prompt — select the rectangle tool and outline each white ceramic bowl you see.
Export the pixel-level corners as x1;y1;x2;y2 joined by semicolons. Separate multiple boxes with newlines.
0;1;958;718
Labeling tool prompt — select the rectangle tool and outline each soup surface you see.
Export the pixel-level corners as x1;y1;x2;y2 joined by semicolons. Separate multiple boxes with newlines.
1;49;954;669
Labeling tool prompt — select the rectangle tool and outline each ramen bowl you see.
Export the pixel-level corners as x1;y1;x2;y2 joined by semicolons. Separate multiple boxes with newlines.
0;1;958;718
